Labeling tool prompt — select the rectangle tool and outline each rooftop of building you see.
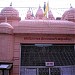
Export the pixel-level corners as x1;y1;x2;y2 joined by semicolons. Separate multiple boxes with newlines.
0;5;75;20
0;6;75;34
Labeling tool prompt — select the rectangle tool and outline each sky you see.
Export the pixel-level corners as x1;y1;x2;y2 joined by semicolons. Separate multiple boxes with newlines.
0;0;75;19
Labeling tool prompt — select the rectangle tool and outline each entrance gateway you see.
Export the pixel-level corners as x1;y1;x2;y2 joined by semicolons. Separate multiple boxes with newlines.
20;44;75;75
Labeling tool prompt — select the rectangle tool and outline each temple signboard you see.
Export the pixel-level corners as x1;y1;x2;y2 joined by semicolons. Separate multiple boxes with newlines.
24;36;72;41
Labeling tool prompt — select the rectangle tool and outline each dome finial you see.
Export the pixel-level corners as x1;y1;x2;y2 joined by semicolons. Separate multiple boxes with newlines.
70;4;72;8
10;2;12;6
31;8;34;17
29;7;30;11
39;4;41;8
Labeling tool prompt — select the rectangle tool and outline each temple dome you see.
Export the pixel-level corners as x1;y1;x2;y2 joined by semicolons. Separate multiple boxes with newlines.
0;22;13;28
62;7;75;22
25;9;33;19
48;10;55;20
1;7;19;17
0;22;13;34
36;7;44;19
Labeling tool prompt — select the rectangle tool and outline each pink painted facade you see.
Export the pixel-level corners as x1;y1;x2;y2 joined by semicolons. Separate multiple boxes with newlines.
0;6;75;75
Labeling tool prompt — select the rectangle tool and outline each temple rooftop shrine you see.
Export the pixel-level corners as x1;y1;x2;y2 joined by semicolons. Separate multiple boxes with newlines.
0;6;74;34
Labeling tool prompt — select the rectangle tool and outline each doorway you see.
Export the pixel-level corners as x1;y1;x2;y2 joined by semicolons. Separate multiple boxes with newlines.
20;44;75;75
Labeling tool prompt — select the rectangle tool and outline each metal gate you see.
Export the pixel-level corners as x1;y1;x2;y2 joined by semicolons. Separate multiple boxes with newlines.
21;44;75;75
20;66;75;75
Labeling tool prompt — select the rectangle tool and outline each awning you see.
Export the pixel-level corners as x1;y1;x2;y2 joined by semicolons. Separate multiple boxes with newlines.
0;62;12;70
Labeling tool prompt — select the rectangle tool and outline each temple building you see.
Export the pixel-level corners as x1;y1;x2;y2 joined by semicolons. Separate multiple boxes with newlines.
0;5;75;75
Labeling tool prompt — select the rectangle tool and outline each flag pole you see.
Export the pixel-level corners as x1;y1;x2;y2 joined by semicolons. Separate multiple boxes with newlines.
47;0;49;18
48;0;49;11
44;2;46;12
